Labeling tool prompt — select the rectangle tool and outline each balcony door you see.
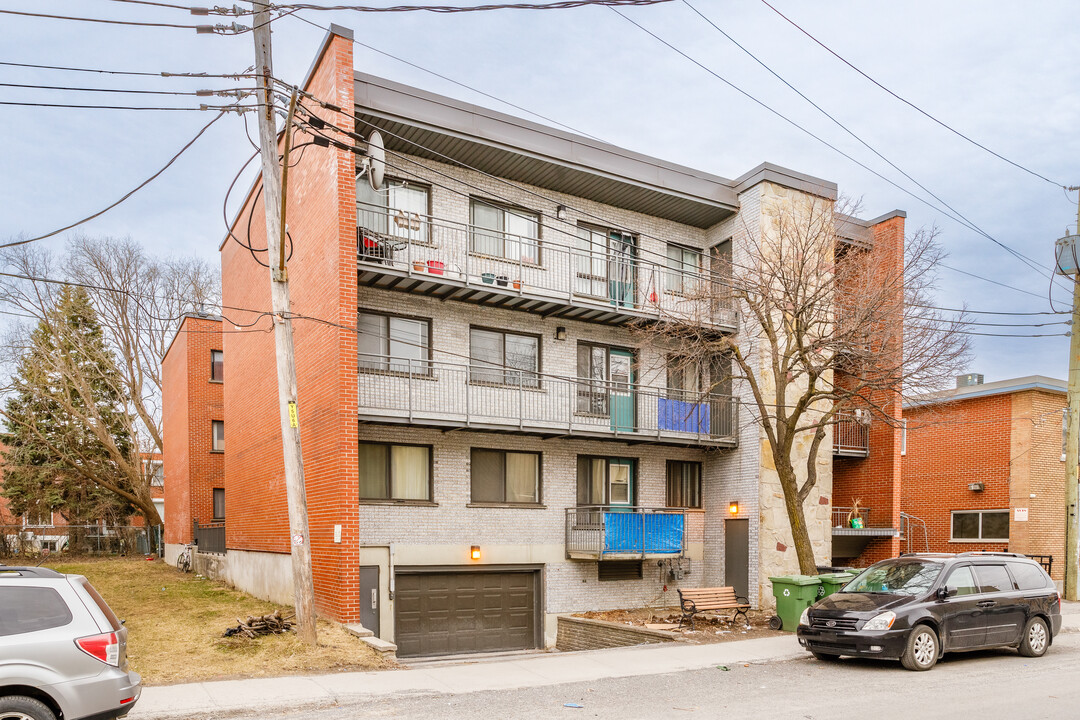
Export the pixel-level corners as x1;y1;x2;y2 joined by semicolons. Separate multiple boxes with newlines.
575;227;636;307
609;350;635;433
577;344;636;432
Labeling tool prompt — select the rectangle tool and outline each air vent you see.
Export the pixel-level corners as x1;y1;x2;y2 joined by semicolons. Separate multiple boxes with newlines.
968;482;985;492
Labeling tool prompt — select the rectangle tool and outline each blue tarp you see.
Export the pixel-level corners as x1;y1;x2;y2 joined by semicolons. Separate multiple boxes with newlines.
657;398;710;434
603;512;684;554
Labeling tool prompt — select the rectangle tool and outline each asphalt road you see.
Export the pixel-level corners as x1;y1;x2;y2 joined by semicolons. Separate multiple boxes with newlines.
215;633;1080;720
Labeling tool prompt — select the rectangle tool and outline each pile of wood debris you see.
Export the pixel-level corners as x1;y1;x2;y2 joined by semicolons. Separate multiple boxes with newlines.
223;610;294;638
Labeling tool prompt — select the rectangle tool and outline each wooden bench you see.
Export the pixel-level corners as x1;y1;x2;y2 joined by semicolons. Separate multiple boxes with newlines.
678;587;750;629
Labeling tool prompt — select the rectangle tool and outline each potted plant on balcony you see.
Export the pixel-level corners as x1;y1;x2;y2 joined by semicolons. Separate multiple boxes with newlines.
412;260;425;273
512;279;522;290
847;498;864;529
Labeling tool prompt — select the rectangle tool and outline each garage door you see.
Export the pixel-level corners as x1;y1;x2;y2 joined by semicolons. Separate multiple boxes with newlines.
394;570;538;657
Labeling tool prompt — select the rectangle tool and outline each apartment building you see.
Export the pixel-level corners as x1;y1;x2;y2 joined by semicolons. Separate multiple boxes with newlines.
161;26;904;657
902;375;1068;584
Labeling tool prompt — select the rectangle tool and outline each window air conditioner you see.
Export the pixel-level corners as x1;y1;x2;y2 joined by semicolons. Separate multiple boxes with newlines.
968;482;985;492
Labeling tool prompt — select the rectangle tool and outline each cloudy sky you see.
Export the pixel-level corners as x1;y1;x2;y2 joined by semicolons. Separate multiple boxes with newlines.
2;0;1077;383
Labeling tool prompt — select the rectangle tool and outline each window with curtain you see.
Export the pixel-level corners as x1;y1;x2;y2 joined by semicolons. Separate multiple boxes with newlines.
666;355;704;399
356;178;429;241
469;327;539;387
576;343;610;415
666;460;702;508
575;226;609;297
470;449;540;504
359;442;431;501
666;243;701;294
357;312;431;374
469;199;539;262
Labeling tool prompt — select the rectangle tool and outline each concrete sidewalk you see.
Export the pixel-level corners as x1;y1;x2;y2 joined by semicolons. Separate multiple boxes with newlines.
130;605;1080;719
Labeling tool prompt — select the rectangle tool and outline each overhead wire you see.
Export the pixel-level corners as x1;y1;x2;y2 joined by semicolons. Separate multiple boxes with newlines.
0;59;251;78
0;8;205;28
0;101;243;111
274;0;674;12
0;81;248;96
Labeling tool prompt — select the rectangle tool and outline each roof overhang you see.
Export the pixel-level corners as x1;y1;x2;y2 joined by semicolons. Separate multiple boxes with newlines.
353;72;739;229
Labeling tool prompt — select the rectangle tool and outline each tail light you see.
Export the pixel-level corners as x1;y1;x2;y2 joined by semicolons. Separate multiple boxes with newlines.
76;632;120;667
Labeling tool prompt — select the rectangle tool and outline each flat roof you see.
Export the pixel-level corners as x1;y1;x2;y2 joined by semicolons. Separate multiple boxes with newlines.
905;375;1066;408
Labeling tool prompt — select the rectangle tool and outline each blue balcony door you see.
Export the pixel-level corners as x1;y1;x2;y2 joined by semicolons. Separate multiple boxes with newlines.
609;350;635;433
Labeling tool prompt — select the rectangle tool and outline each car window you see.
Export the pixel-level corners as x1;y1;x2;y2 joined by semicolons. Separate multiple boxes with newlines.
79;580;122;631
844;560;942;596
974;564;1015;593
0;586;74;636
1008;562;1050;591
944;566;979;596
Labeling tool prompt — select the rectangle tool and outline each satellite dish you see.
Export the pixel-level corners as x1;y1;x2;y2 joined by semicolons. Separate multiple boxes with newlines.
366;130;385;192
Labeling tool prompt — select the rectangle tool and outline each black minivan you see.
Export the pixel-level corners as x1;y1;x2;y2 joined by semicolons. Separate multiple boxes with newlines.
796;552;1061;671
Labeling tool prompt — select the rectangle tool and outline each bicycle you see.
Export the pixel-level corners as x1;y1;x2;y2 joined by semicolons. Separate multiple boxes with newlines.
176;544;193;573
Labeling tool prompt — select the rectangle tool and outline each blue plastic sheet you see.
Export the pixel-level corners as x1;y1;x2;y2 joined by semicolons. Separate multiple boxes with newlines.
657;398;710;434
603;512;684;554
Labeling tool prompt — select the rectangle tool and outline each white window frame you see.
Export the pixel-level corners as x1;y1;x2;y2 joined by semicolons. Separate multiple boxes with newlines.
469;198;540;263
950;509;1009;542
900;419;907;456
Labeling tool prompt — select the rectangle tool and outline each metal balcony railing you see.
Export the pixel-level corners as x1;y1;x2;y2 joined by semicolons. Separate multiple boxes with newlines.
357;354;739;446
833;411;870;456
831;507;899;537
357;203;737;329
193;520;226;555
565;506;686;560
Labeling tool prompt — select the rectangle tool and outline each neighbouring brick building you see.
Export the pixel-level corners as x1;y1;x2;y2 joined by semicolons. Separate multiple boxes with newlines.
162;25;905;657
902;375;1069;585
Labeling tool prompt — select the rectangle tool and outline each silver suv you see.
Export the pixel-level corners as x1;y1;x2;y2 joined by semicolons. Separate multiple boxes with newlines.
0;566;141;720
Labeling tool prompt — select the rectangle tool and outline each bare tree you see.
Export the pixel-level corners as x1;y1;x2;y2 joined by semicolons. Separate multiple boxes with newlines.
0;238;220;526
636;198;969;575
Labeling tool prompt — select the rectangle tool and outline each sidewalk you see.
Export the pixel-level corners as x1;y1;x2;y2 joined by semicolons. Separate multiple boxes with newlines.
131;605;1080;719
130;634;805;719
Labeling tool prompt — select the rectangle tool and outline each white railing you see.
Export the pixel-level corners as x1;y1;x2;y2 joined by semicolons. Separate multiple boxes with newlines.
357;354;738;445
357;203;737;328
833;411;870;455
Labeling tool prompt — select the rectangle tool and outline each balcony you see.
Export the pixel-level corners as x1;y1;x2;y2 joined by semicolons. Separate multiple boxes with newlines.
833;411;869;457
565;506;686;560
831;506;899;560
357;355;739;448
357;204;737;332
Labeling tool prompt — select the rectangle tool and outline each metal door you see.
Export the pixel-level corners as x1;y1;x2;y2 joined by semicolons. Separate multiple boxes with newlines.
609;350;635;432
939;564;986;649
725;518;749;600
359;565;380;637
608;231;636;308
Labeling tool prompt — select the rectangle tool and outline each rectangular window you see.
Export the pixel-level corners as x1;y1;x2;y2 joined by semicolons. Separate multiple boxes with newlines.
576;456;635;506
359;442;432;502
23;506;52;527
951;510;1009;541
666;460;702;508
0;587;73;636
577;343;609;415
709;238;733;309
211;349;224;382
357;178;430;243
212;488;225;521
149;461;164;487
900;419;907;456
666;243;701;294
666;355;704;398
469;327;539;387
211;420;224;453
470;449;540;504
470;198;539;262
357;312;431;374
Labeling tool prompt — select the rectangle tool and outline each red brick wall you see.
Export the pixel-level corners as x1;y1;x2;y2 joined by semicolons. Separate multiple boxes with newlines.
902;394;1012;554
162;315;224;544
832;215;905;565
221;30;358;621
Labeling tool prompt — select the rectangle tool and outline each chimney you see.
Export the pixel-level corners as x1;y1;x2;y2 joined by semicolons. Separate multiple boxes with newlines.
956;373;984;388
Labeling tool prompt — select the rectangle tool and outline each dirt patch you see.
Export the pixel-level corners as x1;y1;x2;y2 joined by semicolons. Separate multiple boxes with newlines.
573;607;786;644
50;557;395;685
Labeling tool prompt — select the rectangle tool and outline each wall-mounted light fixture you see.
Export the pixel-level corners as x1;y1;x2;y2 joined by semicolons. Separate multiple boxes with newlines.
555;326;567;341
728;501;739;516
470;545;481;561
556;205;568;220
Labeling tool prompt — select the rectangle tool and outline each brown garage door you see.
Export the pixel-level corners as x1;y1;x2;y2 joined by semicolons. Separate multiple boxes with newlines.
394;570;538;657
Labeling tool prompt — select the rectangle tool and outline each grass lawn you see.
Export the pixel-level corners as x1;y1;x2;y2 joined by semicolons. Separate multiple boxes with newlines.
50;557;393;685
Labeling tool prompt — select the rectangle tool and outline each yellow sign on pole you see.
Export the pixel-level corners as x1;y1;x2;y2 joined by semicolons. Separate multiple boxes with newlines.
288;401;298;428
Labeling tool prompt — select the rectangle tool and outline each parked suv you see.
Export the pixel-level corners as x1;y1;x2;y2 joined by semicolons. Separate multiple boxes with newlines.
797;552;1061;671
0;566;141;720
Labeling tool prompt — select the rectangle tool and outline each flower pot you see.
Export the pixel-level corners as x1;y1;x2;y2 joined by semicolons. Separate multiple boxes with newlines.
512;280;522;290
496;275;509;287
427;260;445;275
412;261;425;273
481;272;496;284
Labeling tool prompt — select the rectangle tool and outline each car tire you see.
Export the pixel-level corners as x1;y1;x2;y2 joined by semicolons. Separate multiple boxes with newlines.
900;624;939;671
0;695;58;720
811;651;841;662
1018;616;1050;658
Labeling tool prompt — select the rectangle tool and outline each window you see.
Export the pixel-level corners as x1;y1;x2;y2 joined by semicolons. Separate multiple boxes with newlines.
211;420;224;453
357;178;430;243
212;488;225;521
470;199;539;262
900;419;907;456
577;457;635;506
469;327;539;387
666;460;702;508
149;461;164;487
666;355;704;399
951;510;1009;541
577;343;610;415
943;566;978;596
1009;562;1051;591
359;442;432;502
0;588;73;637
23;506;52;527
973;564;1015;593
211;349;223;382
470;449;540;504
709;238;733;309
574;226;636;304
666;243;701;294
357;312;431;374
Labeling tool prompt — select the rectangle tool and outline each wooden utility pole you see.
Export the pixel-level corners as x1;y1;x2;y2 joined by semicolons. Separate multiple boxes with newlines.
1066;186;1080;602
251;0;317;644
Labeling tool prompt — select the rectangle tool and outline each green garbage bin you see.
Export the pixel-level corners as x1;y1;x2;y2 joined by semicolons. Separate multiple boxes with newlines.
817;572;851;598
768;575;821;632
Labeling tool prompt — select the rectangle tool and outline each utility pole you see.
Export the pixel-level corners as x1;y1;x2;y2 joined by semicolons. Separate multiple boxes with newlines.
1065;186;1080;602
251;0;317;644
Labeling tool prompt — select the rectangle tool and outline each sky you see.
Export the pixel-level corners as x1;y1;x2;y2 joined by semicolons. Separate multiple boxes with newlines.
2;0;1078;384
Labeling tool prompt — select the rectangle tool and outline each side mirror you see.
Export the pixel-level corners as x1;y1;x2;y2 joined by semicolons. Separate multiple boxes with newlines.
936;587;957;600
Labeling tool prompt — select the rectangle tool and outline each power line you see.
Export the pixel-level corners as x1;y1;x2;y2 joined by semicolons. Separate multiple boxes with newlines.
757;0;1065;190
0;110;229;249
908;303;1067;317
0;59;250;78
275;0;673;12
939;263;1047;301
0;101;237;111
0;8;202;28
0;81;241;96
